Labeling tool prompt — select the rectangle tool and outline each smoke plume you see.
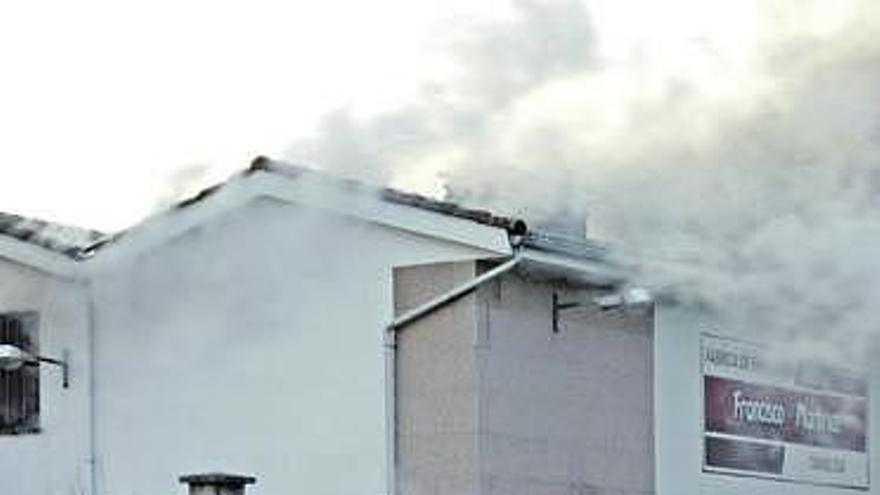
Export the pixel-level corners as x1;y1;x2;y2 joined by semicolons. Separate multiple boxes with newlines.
286;0;880;359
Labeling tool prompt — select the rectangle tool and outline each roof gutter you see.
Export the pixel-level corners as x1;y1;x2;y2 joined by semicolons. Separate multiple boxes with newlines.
518;247;626;286
383;254;522;495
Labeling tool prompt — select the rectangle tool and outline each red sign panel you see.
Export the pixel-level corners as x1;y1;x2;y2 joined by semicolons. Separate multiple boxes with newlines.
701;334;869;488
704;376;867;452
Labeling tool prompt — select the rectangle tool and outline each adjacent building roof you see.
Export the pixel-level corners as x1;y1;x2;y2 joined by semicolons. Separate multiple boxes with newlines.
0;212;105;260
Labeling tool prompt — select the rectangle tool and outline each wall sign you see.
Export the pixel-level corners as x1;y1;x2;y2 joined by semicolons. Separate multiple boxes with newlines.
701;333;869;489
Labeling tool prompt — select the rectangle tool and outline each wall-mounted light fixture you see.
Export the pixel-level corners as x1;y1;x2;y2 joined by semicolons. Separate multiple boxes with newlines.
593;287;653;311
0;344;69;388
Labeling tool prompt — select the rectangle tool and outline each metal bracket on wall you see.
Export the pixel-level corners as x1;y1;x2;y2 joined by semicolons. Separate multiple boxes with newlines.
36;349;69;389
552;292;584;333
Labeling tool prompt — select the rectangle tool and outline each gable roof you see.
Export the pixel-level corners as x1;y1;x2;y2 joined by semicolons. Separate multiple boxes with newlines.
76;157;528;260
81;157;520;268
0;156;620;284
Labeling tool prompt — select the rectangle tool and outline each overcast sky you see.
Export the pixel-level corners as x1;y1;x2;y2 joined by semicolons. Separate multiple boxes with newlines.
0;0;859;230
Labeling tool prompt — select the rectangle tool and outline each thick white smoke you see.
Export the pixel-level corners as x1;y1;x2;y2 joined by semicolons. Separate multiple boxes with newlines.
285;0;880;359
589;1;880;357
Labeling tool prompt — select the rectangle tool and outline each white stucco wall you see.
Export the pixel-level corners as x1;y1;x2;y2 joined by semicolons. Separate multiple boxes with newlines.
655;302;879;495
0;258;92;495
89;197;504;495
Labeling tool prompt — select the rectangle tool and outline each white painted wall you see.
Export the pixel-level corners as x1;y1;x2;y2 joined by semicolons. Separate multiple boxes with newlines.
0;259;92;495
655;302;879;495
90;197;505;495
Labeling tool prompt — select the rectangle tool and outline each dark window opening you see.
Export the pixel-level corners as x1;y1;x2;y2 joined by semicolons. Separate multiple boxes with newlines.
0;312;39;434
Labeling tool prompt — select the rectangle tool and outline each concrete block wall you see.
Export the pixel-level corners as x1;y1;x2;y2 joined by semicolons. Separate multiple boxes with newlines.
394;261;655;495
394;262;482;495
476;268;654;495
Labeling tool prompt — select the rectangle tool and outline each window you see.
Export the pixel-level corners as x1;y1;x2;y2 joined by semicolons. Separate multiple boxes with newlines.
0;312;39;434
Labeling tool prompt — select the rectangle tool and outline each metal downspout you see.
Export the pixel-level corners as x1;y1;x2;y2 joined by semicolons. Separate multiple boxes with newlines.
85;279;98;495
384;254;522;495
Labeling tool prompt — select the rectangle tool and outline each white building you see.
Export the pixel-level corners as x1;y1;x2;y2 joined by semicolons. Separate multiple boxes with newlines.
0;157;876;495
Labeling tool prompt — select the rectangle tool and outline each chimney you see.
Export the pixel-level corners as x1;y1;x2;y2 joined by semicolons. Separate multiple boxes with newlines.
179;473;257;495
